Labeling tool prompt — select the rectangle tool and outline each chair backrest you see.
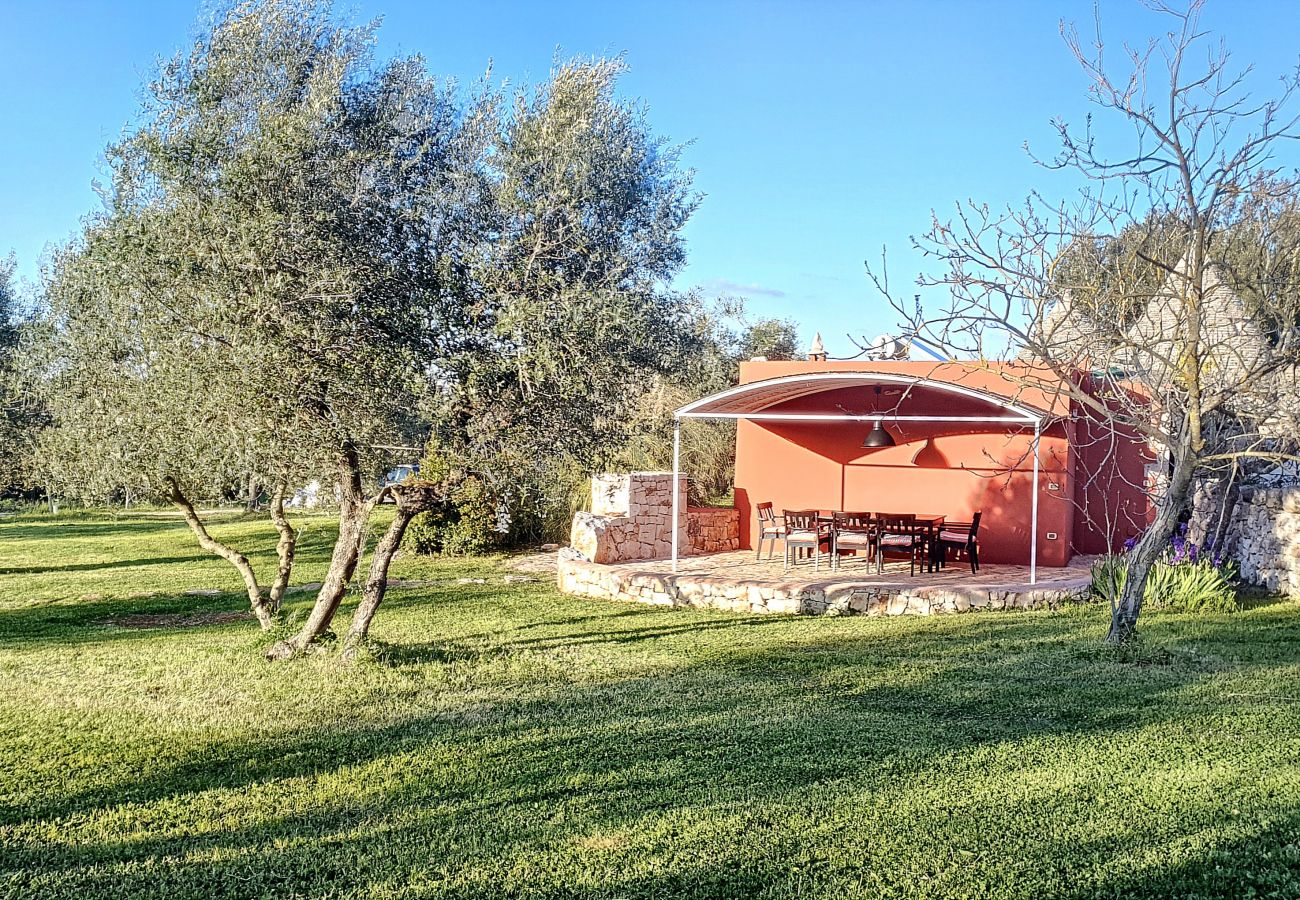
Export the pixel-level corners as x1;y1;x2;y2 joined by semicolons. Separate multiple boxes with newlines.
757;502;776;523
783;510;820;532
833;511;873;533
876;513;917;534
969;511;982;537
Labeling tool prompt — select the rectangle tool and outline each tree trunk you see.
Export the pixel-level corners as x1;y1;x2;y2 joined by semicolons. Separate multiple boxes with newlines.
267;445;371;659
165;476;273;630
1209;462;1240;557
342;506;413;660
342;482;442;660
1107;433;1197;643
244;474;259;513
267;483;297;613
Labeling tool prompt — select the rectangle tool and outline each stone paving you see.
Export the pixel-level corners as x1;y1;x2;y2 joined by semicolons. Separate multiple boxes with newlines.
621;548;1095;588
557;549;1097;617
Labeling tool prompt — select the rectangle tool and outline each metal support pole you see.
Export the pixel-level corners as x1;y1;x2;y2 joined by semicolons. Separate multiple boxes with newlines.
671;418;681;574
1030;419;1041;585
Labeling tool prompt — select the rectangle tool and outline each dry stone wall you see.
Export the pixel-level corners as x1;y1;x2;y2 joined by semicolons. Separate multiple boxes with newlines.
685;507;739;555
1223;485;1300;596
570;472;740;564
557;551;1091;616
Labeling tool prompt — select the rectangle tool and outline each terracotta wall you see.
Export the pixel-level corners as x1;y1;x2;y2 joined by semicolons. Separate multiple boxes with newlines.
566;363;1150;568
728;360;1112;567
1068;398;1154;554
734;418;1074;566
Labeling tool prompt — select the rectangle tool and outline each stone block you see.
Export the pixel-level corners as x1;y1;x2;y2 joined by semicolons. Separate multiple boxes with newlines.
591;474;630;517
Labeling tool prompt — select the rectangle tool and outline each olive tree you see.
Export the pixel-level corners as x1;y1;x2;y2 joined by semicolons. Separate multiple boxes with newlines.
36;0;479;639
35;1;709;657
0;256;39;497
429;57;703;537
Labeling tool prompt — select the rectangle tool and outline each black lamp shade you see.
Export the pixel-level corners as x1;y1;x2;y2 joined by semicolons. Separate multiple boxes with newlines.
862;420;895;448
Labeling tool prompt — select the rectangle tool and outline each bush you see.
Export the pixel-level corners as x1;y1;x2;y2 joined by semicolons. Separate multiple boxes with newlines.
401;476;506;557
1144;556;1241;612
402;509;445;555
1091;524;1240;613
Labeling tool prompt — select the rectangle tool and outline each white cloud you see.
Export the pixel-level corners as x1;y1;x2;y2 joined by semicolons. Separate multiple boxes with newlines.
698;277;787;299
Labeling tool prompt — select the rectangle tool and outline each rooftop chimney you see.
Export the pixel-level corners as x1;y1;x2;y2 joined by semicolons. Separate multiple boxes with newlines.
807;332;827;362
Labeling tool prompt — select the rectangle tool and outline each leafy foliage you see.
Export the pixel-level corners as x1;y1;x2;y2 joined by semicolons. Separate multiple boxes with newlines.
402;476;506;557
0;256;41;496
33;5;732;550
608;307;803;508
433;57;703;533
34;0;478;504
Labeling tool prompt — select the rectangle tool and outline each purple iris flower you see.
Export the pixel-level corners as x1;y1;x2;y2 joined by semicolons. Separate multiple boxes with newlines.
1170;535;1186;561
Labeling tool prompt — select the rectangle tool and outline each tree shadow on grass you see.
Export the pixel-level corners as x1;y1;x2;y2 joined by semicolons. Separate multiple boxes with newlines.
1054;815;1300;900
0;591;255;650
9;602;1300;898
0;519;188;542
385;614;792;666
0;554;212;576
1237;585;1294;610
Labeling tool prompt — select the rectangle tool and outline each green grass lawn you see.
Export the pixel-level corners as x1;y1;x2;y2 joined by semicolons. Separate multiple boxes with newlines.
2;511;1300;899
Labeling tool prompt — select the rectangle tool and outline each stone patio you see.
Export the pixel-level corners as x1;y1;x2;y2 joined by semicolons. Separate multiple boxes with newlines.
557;548;1097;617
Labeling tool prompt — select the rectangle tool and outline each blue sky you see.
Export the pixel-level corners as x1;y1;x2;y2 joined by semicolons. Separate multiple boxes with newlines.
2;0;1299;355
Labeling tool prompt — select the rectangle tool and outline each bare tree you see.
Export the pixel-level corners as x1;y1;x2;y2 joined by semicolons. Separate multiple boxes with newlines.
869;1;1300;642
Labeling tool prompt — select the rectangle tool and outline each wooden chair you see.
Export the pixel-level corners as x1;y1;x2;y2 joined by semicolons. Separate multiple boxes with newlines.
875;513;925;576
831;511;875;570
783;510;830;572
937;511;982;574
755;502;785;560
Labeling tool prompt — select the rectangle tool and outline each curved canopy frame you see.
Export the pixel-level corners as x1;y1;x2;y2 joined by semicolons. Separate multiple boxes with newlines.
675;371;1052;422
669;371;1048;583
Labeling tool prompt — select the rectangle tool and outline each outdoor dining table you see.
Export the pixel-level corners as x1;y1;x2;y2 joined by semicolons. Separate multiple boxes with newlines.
814;511;946;573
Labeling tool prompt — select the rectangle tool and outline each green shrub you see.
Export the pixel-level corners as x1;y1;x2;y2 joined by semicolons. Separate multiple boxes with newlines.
402;509;446;555
1090;553;1241;614
401;476;505;557
1144;556;1241;612
441;477;501;556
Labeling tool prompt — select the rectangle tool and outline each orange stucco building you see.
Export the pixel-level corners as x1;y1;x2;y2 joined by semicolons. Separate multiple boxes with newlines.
692;359;1151;567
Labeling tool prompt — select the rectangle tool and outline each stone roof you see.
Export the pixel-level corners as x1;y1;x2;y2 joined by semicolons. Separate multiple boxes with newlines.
1026;260;1300;439
1126;263;1265;391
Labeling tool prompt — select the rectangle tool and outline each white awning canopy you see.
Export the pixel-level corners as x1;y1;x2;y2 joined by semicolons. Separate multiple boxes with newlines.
675;371;1050;423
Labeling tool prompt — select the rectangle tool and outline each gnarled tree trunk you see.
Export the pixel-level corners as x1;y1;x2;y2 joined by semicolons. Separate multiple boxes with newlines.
165;475;274;629
343;481;443;660
267;482;298;612
1108;431;1197;643
267;444;371;659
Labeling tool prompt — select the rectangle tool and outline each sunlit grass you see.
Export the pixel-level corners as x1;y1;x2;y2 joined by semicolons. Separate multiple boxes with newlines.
2;511;1299;898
